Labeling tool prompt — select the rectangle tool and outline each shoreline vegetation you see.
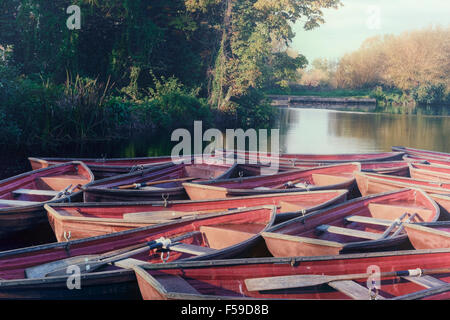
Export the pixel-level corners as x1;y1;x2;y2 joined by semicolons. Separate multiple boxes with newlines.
0;0;343;155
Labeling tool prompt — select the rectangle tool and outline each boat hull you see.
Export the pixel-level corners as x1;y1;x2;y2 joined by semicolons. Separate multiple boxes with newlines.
133;248;450;300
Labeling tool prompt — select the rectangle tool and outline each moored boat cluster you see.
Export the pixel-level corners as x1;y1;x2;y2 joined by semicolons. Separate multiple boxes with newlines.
1;147;450;300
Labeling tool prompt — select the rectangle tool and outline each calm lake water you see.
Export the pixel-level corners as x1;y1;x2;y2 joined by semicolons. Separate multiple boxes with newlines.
276;107;450;154
2;105;450;179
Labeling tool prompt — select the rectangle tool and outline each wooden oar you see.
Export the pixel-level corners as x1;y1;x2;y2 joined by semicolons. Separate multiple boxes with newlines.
122;208;235;222
116;177;198;189
26;232;200;279
245;267;450;292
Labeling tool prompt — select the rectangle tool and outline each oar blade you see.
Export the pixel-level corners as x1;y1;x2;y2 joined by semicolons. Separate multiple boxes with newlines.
245;274;334;292
25;255;99;279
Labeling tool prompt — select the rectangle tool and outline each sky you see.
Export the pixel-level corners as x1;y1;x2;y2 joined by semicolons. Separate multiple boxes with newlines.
291;0;450;64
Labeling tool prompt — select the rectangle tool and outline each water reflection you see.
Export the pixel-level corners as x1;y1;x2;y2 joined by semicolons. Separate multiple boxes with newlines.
276;108;450;154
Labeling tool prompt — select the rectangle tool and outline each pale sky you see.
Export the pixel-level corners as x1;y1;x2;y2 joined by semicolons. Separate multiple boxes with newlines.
291;0;450;64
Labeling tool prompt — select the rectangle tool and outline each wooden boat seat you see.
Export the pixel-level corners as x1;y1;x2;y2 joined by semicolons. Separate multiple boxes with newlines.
344;215;394;227
0;199;41;206
311;173;351;186
12;189;60;197
368;203;432;221
402;275;447;289
168;243;217;256
328;280;386;300
315;225;381;240
199;225;258;249
123;211;190;221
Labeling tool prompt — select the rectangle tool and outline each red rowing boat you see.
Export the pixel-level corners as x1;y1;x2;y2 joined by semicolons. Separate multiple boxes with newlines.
404;154;450;167
392;146;450;159
404;222;450;250
224;149;405;163
133;248;450;300
183;163;361;200
261;189;439;257
277;161;410;176
409;163;450;182
0;206;275;299
355;171;450;196
0;162;93;240
82;162;241;202
45;190;348;241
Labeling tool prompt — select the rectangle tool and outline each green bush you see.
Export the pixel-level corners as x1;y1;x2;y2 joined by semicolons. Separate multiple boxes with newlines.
412;83;448;105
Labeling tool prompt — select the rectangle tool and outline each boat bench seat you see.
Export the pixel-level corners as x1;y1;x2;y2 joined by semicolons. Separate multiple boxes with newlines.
12;189;60;197
315;225;382;240
402;275;448;289
344;215;394;227
329;280;386;300
0;199;41;206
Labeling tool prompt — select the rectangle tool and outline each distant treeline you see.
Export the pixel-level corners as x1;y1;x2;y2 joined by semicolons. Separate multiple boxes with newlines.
297;26;450;106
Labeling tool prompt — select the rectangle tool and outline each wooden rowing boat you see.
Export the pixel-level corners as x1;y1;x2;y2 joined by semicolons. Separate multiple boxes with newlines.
133;248;450;300
82;162;243;202
404;222;450;250
183;163;361;200
404;154;450;167
45;190;348;241
222;149;405;163
409;163;450;182
355;171;450;197
283;161;411;176
392;146;450;159
261;189;439;257
0;206;275;299
29;154;229;179
354;171;450;215
0;162;94;241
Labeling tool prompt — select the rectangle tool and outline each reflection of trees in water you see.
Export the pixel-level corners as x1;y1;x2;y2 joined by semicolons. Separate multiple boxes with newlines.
327;112;450;152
